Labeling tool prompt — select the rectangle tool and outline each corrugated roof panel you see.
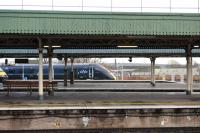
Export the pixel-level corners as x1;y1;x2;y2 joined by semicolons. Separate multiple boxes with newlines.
0;10;200;35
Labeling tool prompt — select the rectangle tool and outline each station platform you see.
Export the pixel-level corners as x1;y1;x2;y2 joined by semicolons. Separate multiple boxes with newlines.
56;81;200;92
1;80;200;92
0;91;200;109
0;81;200;109
0;82;200;130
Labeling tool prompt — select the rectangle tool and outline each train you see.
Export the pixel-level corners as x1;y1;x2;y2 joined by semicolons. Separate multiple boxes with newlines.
0;64;116;80
0;67;8;82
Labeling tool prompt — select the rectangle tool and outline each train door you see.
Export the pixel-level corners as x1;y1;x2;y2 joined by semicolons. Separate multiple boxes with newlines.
88;66;94;79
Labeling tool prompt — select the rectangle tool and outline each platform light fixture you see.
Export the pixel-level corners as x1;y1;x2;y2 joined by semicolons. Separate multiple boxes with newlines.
194;45;199;48
117;45;138;48
52;46;61;48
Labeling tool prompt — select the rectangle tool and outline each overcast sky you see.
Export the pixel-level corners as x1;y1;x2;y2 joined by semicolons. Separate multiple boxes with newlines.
0;0;199;64
0;0;199;13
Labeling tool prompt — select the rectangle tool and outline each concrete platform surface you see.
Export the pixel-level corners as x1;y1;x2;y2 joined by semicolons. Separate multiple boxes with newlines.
0;82;200;110
1;82;200;91
0;92;200;109
57;82;200;91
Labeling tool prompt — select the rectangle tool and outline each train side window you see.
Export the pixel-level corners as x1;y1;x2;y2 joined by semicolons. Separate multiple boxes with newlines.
30;67;34;73
18;68;22;73
43;68;48;74
54;66;64;74
95;70;100;74
9;68;15;73
94;67;107;79
93;70;100;79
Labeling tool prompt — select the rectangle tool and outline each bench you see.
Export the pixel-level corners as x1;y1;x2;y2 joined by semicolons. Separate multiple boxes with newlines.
3;80;58;96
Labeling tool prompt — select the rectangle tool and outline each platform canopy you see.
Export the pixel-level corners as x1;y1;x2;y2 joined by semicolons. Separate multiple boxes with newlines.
0;10;200;35
0;10;200;58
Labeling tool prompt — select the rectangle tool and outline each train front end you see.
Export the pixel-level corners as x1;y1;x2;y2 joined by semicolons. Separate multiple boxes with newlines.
93;64;116;80
0;68;8;82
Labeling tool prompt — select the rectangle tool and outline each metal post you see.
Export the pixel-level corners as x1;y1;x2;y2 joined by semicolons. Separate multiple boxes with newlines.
64;57;68;86
48;46;53;83
22;64;24;80
70;58;74;85
150;57;156;86
186;56;193;95
186;45;193;95
38;38;43;100
48;46;53;95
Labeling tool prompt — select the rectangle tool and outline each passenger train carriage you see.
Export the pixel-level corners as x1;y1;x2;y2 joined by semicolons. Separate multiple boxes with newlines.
1;64;116;80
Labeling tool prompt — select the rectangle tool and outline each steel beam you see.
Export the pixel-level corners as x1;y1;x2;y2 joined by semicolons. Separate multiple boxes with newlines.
38;38;43;100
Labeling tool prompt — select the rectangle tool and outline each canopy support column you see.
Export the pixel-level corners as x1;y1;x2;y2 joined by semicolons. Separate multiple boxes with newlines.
150;57;156;86
48;46;53;95
38;38;43;100
70;58;74;85
186;45;193;95
64;57;68;86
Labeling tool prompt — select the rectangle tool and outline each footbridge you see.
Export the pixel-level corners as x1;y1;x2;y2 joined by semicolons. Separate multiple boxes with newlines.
1;10;200;99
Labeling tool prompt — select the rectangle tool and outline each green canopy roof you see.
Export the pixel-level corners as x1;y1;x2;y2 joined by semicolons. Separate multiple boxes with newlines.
0;10;200;35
